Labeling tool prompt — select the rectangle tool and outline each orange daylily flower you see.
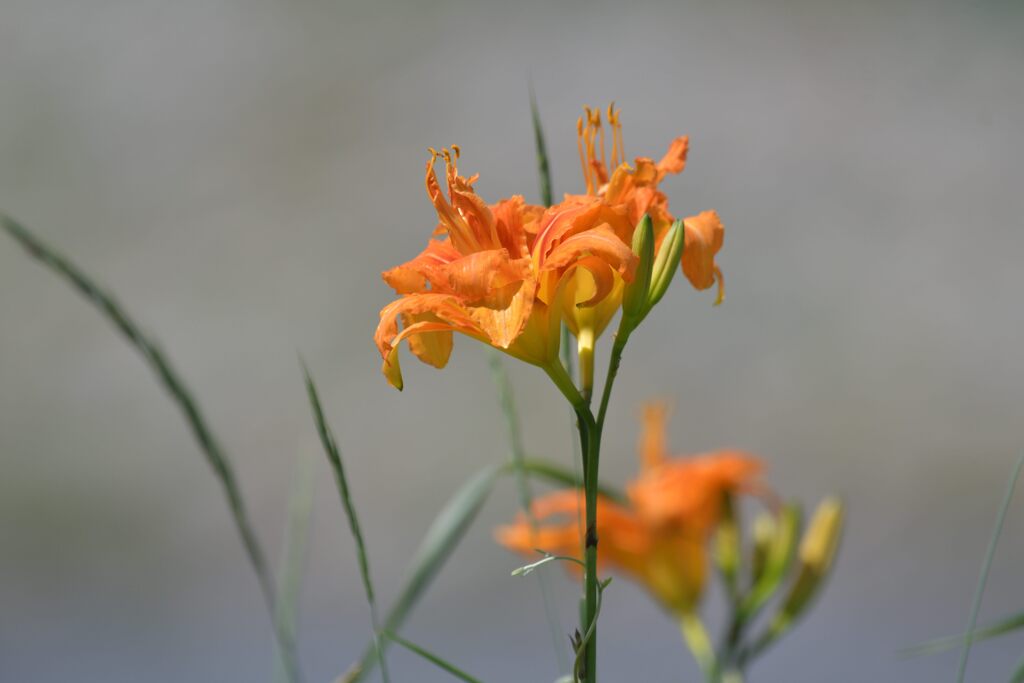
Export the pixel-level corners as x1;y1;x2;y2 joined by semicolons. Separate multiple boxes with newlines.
627;402;765;534
496;490;707;614
496;401;764;614
558;105;726;344
375;146;637;389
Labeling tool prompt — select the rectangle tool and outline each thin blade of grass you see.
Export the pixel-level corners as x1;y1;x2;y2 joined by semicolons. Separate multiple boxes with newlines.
516;459;625;504
1011;654;1024;683
302;365;390;683
956;451;1024;683
272;448;317;683
489;354;568;673
352;463;503;680
529;84;553;207
384;631;487;683
902;611;1024;657
1;213;302;683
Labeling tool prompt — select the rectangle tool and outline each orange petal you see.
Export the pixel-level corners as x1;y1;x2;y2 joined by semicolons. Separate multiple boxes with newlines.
469;278;538;352
436;249;530;309
681;210;725;296
491;196;533;258
381;320;456;390
544;223;638;284
401;312;454;369
657;136;689;176
375;293;486;389
381;239;460;294
639;401;670;471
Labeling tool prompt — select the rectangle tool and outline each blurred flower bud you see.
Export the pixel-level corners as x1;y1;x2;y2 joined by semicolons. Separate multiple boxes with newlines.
799;497;844;576
750;512;777;585
714;494;741;594
738;503;801;620
771;497;845;633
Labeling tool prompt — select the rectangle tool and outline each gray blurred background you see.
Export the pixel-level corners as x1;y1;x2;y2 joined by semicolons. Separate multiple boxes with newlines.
2;0;1023;681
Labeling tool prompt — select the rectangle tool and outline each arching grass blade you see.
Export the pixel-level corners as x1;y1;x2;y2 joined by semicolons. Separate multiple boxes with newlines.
1;213;302;683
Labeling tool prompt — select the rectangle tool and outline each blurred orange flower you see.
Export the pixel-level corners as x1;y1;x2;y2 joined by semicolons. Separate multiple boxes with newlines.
375;146;637;389
495;401;763;614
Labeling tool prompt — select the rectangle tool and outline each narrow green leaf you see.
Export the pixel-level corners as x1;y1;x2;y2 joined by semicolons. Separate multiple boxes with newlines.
1011;654;1024;683
303;365;390;683
956;452;1024;683
352;464;503;680
516;458;626;504
489;354;568;672
1;213;302;683
902;611;1024;657
529;84;553;207
273;448;317;683
385;631;487;683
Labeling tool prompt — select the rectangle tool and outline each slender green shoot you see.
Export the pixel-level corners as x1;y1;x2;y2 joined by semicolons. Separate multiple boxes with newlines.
1011;654;1024;683
529;83;553;207
353;463;503;680
273;448;317;683
902;611;1024;657
955;451;1024;683
512;459;625;504
384;631;487;683
489;354;568;672
302;364;389;683
1;213;302;683
511;552;585;577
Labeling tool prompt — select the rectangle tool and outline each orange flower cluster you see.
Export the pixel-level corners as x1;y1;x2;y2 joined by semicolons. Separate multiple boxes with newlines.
375;107;725;390
496;402;763;614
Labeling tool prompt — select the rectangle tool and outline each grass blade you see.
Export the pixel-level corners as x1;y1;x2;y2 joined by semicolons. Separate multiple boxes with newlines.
956;451;1024;683
350;463;502;681
489;354;568;673
902;611;1024;657
529;84;553;207
1011;654;1024;683
303;365;390;683
1;213;302;683
384;631;487;683
272;448;316;683
516;459;625;504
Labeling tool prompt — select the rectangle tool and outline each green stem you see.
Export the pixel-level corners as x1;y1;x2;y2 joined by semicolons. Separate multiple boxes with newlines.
545;360;601;683
596;333;628;434
580;416;600;683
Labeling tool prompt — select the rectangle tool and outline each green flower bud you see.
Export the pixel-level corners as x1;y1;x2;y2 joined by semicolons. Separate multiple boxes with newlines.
645;218;685;311
622;214;654;323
